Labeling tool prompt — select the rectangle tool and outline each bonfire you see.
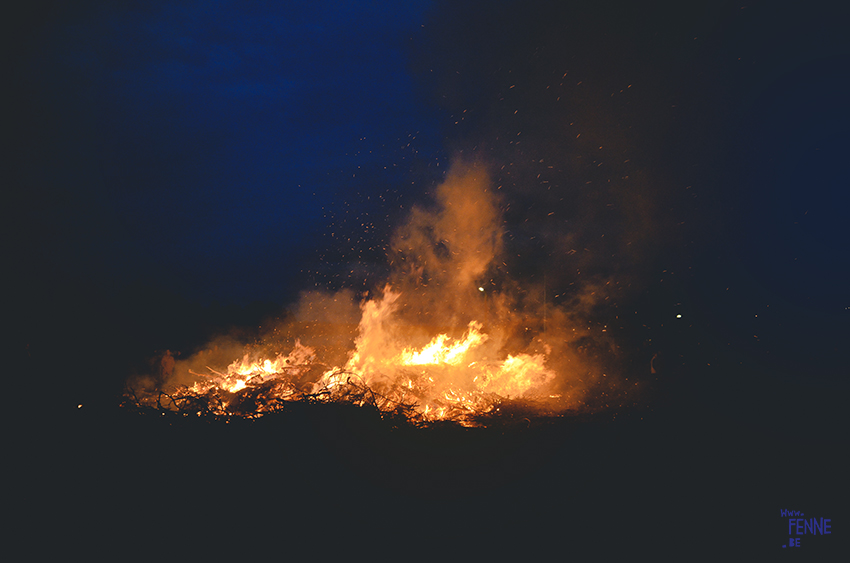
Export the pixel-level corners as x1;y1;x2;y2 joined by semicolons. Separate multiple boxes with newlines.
126;163;607;425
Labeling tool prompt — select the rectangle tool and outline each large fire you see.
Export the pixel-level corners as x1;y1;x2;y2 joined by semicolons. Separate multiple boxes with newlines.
128;162;609;425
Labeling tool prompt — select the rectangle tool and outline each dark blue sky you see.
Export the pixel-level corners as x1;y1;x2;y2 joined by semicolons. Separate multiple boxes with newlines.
8;1;849;398
11;0;444;303
11;0;849;303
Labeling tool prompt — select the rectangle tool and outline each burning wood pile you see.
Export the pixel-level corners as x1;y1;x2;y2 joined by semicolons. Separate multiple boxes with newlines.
125;314;567;427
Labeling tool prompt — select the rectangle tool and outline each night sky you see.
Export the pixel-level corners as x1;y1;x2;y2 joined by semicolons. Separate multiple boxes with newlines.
7;0;848;555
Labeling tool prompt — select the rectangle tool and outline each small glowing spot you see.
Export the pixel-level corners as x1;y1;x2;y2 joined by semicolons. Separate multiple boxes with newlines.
77;404;82;409
478;287;484;292
676;314;682;318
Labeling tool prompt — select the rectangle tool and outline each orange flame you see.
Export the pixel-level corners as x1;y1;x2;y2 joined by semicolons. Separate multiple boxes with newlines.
399;321;486;366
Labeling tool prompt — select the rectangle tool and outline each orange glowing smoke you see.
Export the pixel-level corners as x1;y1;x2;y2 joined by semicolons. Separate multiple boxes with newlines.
129;162;601;424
